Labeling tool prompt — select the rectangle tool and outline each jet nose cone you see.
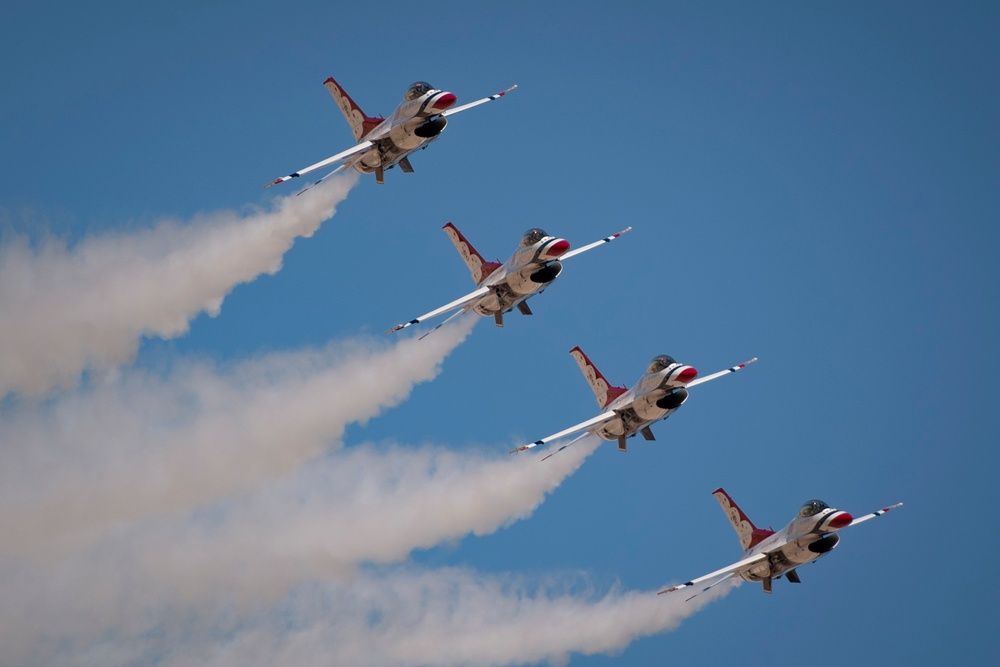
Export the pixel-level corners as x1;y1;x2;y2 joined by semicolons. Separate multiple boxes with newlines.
826;511;853;530
431;92;457;110
676;366;698;383
543;239;571;258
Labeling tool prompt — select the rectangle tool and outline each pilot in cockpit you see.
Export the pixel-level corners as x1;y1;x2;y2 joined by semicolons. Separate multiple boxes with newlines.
520;228;547;247
798;499;830;518
405;81;434;101
647;355;677;374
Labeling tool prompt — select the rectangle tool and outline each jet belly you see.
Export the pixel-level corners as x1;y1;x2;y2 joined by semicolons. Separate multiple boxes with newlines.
470;262;561;317
507;262;561;296
632;390;672;422
738;536;827;584
388;119;435;151
594;403;664;441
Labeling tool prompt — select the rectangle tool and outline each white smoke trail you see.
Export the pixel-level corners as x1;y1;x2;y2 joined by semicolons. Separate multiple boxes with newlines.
0;174;357;398
1;559;735;667
0;317;475;556
0;435;731;667
210;567;737;667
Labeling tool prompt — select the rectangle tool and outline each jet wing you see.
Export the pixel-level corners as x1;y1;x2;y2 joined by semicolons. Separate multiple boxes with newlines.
848;502;904;526
685;357;758;388
657;552;768;599
559;227;632;260
385;285;492;334
440;85;518;117
264;140;373;188
509;412;615;454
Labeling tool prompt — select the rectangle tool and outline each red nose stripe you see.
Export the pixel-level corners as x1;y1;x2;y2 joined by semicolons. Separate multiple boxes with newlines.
431;92;457;110
827;512;853;529
676;367;698;383
545;239;570;257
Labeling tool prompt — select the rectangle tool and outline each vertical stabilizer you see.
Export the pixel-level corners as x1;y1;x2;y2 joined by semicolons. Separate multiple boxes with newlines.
712;488;775;551
323;77;384;141
443;223;502;285
569;347;628;409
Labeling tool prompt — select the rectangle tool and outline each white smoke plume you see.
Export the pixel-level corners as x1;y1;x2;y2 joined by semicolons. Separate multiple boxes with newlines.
0;317;476;557
0;174;357;398
0;433;735;667
193;567;736;667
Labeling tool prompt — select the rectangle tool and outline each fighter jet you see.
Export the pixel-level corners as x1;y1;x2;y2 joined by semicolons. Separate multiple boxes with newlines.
386;224;631;336
265;77;516;188
511;351;756;457
659;488;903;598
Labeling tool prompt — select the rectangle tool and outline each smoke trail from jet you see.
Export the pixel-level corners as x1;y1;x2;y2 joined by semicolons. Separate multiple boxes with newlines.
0;317;475;557
0;174;357;398
0;437;730;667
1;557;734;667
191;567;737;667
0;437;608;664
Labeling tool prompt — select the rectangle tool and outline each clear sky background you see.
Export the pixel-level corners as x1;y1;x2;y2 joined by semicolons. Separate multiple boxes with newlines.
1;2;997;665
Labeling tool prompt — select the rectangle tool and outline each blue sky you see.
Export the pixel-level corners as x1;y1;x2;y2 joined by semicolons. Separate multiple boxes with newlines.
1;2;997;665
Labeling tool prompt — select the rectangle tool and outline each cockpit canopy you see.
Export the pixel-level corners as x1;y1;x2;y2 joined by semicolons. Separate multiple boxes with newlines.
405;81;434;101
647;354;677;373
798;499;830;518
520;228;548;247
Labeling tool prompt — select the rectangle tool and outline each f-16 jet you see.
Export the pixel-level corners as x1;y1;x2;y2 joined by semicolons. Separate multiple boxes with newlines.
386;224;631;336
265;77;516;188
659;488;903;599
511;351;756;457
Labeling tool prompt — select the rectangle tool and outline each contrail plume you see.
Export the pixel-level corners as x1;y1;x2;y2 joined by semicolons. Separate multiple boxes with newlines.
0;174;357;398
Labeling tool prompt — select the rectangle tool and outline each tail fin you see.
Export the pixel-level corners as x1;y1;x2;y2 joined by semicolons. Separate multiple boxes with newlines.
570;347;628;409
443;223;502;285
323;77;384;141
712;488;775;551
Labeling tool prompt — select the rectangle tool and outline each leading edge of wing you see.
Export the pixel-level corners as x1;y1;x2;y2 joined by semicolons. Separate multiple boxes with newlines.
264;140;373;188
385;285;491;334
848;502;904;527
559;226;632;261
657;552;768;597
509;411;615;454
440;85;518;117
684;357;758;388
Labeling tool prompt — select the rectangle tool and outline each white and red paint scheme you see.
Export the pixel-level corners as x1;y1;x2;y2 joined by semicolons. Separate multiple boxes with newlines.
386;225;631;334
659;488;903;597
265;77;516;188
512;352;756;456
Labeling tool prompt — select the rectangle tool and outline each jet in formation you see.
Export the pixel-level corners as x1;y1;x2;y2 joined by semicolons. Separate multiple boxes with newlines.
512;351;756;458
386;224;631;336
659;488;903;598
266;77;516;189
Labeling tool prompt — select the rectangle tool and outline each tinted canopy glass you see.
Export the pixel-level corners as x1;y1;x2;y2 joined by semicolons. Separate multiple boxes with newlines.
798;499;830;517
405;81;434;101
647;355;677;373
